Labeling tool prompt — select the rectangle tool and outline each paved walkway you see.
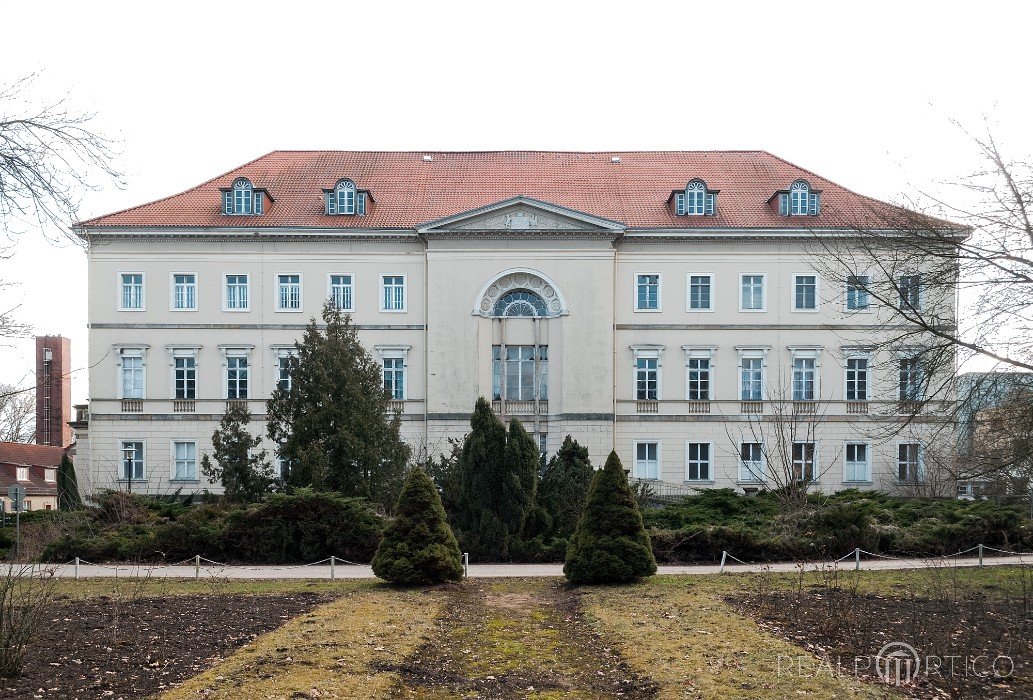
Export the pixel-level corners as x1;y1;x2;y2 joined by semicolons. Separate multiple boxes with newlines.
6;554;1028;580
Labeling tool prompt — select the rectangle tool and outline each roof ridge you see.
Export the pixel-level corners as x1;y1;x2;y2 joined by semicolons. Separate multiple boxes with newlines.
265;149;774;155
75;150;278;227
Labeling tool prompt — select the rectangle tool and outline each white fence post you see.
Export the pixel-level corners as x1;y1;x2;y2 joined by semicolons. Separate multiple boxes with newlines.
194;554;200;580
330;555;336;581
74;556;79;581
719;550;727;574
978;543;984;567
463;552;469;578
855;547;861;571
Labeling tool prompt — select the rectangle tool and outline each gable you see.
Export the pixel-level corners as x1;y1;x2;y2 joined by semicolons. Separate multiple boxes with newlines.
417;197;625;235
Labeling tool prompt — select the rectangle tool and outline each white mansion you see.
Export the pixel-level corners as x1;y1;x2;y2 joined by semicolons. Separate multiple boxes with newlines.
73;151;950;497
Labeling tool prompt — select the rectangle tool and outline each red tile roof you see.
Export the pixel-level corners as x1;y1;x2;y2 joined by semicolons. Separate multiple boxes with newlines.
0;442;64;497
79;151;921;230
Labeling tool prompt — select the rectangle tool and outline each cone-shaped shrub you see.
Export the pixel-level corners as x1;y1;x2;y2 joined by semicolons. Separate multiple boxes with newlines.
564;450;657;584
372;467;464;585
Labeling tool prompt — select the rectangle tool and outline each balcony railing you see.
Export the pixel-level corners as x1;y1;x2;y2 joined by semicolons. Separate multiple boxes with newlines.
121;399;143;413
740;401;764;415
792;401;818;415
491;400;548;416
685;401;711;414
387;400;405;414
846;401;869;414
226;399;249;412
173;400;196;413
636;400;659;414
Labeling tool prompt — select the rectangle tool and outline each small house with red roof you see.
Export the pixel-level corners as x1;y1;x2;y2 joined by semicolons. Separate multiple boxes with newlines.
0;442;63;511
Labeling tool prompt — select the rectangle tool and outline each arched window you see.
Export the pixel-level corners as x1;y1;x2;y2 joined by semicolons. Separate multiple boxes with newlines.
223;178;262;215
781;179;819;216
674;179;716;216
493;290;548;317
325;179;367;216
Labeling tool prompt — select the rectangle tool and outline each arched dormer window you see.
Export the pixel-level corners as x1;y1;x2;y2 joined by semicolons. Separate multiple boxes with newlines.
222;178;264;215
779;179;820;216
673;180;716;216
325;179;368;216
493;290;548;317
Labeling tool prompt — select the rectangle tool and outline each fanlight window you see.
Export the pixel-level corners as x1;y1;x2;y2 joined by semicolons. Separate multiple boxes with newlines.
223;178;263;215
493;290;547;317
674;179;716;216
326;179;367;216
779;179;820;216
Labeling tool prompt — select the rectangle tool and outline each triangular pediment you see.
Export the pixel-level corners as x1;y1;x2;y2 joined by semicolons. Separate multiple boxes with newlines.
417;197;625;234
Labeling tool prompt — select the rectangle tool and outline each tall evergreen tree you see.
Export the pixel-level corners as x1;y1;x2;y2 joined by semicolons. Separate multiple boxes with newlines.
372;467;464;585
56;453;82;510
266;303;410;510
201;403;274;503
455;399;538;560
538;435;593;541
564;450;657;584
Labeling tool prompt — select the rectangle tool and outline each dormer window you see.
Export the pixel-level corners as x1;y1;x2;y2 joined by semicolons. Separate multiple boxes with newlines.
325;179;368;216
673;180;716;216
221;178;265;215
778;179;820;216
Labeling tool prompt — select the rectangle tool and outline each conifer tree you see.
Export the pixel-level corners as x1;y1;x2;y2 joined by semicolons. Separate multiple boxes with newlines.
56;453;82;510
455;398;508;557
372;467;463;584
266;303;410;510
538;435;593;540
201;403;274;503
564;450;657;584
501;418;539;537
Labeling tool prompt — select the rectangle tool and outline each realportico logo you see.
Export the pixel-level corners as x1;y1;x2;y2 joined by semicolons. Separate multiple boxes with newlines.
875;642;921;685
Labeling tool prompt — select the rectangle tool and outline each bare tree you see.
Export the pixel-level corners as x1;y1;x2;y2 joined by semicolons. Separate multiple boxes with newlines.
0;384;34;443
0;73;122;247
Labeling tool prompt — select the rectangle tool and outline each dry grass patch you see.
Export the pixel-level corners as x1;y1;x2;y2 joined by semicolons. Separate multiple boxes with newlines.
159;584;446;700
581;576;892;700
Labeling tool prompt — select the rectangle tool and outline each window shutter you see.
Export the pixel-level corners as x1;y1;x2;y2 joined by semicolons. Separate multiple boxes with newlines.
357;192;366;216
253;192;263;215
705;193;715;215
223;191;232;215
675;192;685;216
326;192;336;215
809;193;820;215
778;193;789;216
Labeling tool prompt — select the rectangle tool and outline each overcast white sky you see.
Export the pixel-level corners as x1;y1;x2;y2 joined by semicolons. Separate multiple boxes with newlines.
0;0;1030;403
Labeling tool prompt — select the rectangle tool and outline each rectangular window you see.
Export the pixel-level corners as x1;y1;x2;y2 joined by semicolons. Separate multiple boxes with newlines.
792;442;816;482
899;357;923;401
635;442;659;480
687;357;711;401
674;192;686;215
16;467;28;481
173;441;197;480
225;274;249;310
636;357;659;400
172;274;196;310
740;274;765;311
383;357;405;400
174;355;196;400
740;442;764;481
846;275;870;310
793;275;817;310
844;443;870;482
897;443;922;481
845;358;868;401
740;357;763;400
44;469;56;483
636;274;660;311
121;353;144;399
381;275;406;311
492;346;548;401
120;273;144;310
121;441;144;481
792;358;816;400
276;354;294;392
277;274;302;310
329;274;354;311
226;356;249;399
898;274;922;309
688;274;712;310
686;442;711;481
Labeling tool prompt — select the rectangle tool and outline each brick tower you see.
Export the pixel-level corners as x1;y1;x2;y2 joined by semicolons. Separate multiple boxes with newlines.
35;336;72;447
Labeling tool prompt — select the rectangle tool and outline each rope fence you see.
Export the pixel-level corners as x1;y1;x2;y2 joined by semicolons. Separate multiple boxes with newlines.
717;543;1033;573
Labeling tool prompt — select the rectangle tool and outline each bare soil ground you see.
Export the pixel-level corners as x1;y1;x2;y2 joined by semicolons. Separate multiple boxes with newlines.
731;586;1032;699
3;591;329;699
382;579;659;699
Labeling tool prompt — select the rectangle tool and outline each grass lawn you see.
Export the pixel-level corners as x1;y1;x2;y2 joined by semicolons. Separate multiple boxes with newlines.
36;566;1028;699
